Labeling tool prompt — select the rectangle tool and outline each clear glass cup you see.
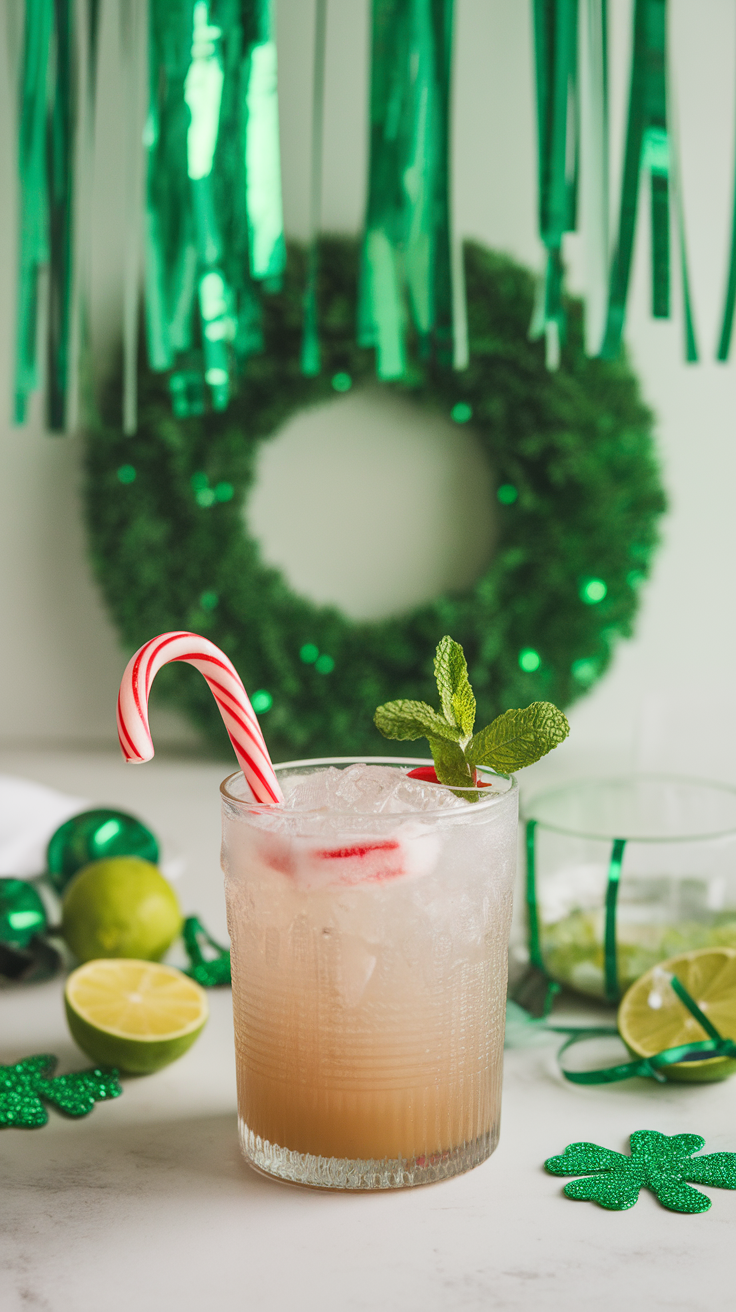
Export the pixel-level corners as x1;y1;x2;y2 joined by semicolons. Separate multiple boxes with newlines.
221;757;518;1190
522;775;736;1002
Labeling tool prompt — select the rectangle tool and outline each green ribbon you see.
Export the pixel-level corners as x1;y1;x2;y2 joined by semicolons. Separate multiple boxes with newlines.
600;0;697;362
603;837;625;1003
555;973;736;1084
521;817;626;1012
525;819;544;972
359;0;454;379
531;0;578;368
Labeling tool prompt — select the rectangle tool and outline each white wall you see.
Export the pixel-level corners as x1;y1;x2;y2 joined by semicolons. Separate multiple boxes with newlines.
1;0;735;772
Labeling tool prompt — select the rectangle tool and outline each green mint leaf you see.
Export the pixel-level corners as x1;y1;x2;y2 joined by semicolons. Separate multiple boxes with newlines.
429;737;476;791
433;635;476;736
374;700;462;743
467;702;570;772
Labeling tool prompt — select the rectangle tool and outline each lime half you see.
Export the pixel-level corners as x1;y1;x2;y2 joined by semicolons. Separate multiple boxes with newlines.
618;947;736;1083
65;959;208;1074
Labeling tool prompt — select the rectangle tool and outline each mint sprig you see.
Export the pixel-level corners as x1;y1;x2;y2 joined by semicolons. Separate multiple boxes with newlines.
374;635;569;793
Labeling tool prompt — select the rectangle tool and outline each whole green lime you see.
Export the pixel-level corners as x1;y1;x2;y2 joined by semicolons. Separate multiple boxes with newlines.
61;857;182;963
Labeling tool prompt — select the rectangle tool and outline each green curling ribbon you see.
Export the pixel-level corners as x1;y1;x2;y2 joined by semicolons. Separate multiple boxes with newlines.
182;915;231;987
600;0;697;362
555;974;736;1084
359;0;454;378
531;0;579;368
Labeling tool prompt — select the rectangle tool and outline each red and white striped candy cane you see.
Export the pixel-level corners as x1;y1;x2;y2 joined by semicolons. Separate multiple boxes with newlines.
117;631;283;805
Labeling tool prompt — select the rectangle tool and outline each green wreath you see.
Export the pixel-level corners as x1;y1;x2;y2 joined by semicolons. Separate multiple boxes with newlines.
84;238;665;761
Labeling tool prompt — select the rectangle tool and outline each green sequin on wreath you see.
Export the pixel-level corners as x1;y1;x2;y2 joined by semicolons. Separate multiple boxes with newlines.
84;239;665;761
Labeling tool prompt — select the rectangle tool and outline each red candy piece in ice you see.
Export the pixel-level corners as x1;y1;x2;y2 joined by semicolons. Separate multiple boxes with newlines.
406;766;492;788
406;767;439;783
316;841;400;861
313;838;405;885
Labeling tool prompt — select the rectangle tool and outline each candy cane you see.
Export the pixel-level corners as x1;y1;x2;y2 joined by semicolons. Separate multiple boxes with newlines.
117;632;283;804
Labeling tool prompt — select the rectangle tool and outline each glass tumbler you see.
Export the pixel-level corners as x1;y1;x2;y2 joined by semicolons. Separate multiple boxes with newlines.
522;775;736;1003
221;757;518;1190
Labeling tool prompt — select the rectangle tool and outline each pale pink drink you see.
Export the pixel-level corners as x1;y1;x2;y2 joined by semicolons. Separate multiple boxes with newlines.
221;758;518;1189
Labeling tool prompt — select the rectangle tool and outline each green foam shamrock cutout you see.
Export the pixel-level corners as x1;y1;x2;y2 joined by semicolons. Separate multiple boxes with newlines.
0;1054;122;1127
546;1130;736;1213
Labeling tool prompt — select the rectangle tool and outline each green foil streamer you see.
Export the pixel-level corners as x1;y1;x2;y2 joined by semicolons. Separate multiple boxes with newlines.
13;0;54;425
75;0;102;433
243;0;285;284
145;0;283;413
120;0;147;434
13;0;79;432
300;0;328;378
531;0;578;369
600;0;697;361
47;0;76;432
716;106;736;360
145;0;197;376
359;0;455;379
579;0;609;355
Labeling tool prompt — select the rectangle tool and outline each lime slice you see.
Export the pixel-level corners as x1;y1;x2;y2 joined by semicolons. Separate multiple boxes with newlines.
65;959;208;1074
618;947;736;1084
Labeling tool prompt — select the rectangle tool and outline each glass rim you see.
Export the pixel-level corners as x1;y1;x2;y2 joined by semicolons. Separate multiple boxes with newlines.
522;772;736;843
220;755;517;820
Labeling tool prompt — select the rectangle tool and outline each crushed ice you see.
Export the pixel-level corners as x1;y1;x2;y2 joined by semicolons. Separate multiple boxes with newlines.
282;764;467;815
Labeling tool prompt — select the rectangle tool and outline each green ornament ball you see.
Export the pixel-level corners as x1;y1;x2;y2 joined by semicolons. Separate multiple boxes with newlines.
47;809;159;895
0;878;48;949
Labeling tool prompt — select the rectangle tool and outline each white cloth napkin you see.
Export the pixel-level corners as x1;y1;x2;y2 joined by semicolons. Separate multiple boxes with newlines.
0;775;88;879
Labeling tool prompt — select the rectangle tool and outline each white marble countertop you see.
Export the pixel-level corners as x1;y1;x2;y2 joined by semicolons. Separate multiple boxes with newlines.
2;748;734;1311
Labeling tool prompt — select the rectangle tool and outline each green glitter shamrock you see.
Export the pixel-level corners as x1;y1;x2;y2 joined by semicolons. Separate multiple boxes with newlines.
546;1131;736;1213
0;1054;122;1127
